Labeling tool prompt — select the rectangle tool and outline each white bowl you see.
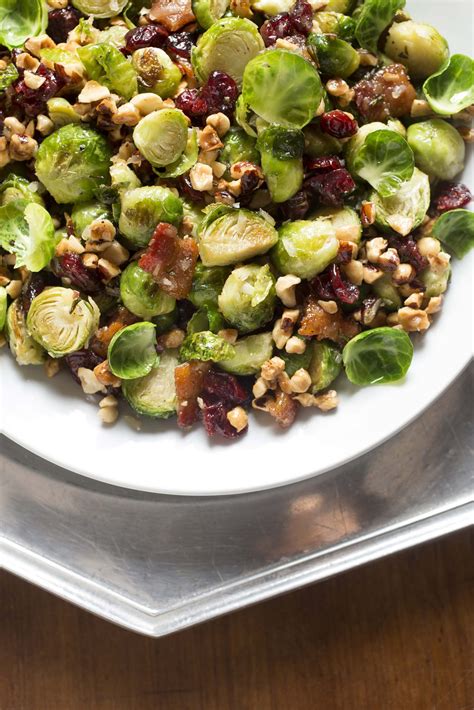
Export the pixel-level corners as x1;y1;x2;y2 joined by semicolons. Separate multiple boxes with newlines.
1;0;473;495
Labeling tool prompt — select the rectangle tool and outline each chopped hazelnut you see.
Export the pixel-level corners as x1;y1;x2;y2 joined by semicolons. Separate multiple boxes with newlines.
397;307;430;332
425;296;443;315
313;390;338;412
6;279;22;299
392;263;416;285
77;367;107;395
261;357;286;382
206;112;231;137
97;258;121;282
378;248;400;271
94;361;121;388
218;329;238;344
130;93;164;115
417;237;441;258
25;34;55;58
112;102;141;126
9;134;38;161
343;260;364;285
317;300;338;315
275;274;301;307
366;237;388;263
404;292;423;309
3;117;26;137
78;80;111;104
36;114;55;136
55;235;85;256
199;125;224;152
252;377;268;398
45;358;60;378
23;70;46;90
101;241;130;266
190;162;214;192
98;406;119;424
158;328;185;349
289;368;312;393
362;265;383;284
226;406;248;433
285;336;306;355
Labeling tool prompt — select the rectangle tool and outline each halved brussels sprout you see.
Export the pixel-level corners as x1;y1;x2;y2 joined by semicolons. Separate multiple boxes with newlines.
423;54;474;116
6;299;46;365
372;274;401;311
27;287;100;358
46;98;82;128
311;207;362;244
257;126;304;203
72;0;128;19
71;201;113;239
78;43;138;100
35;124;112;205
0;174;44;207
370;168;430;236
406;119;465;181
308;341;342;393
250;0;293;14
311;12;356;41
272;217;339;280
133;109;189;168
197;205;278;266
193;0;229;30
0;0;47;50
99;24;128;48
303;124;343;158
219;332;273;375
235;94;258;138
241;49;323;129
419;254;451;298
307;33;360;79
110;160;142;193
132;48;181;98
354;0;405;53
0;62;18;91
0;286;7;331
108;322;159;380
120;262;176;319
432;209;474;259
192;17;264;86
384;21;449;80
118;186;183;247
180;330;235;361
187;305;225;334
218;264;276;334
0;200;58;272
188;262;231;309
220;127;259;170
154;129;199;179
343;327;413;385
122;349;179;418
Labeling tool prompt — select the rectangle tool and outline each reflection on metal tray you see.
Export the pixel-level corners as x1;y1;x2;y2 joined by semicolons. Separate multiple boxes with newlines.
1;364;472;637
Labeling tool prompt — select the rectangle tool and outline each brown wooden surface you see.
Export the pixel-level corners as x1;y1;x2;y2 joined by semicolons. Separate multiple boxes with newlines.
1;529;473;710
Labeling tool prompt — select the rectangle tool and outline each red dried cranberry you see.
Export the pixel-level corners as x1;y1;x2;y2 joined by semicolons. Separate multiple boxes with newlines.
124;23;168;53
312;264;360;305
167;30;196;60
64;349;103;385
311;271;335;301
202;370;248;407
202;401;245;438
304;168;355;206
389;236;428;274
12;64;64;117
434;182;472;213
260;14;293;46
21;272;58;314
53;253;103;294
304;156;345;174
320;110;358;139
47;7;82;44
336;242;354;265
175;87;208;120
202;71;238;116
290;0;313;34
280;190;310;220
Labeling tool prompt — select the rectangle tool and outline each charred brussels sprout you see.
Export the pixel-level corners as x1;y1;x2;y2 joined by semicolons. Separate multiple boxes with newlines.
308;341;342;393
188;262;231;309
219;332;273;375
0;200;58;272
407;119;465;181
132;48;182;99
307;33;360;79
133;109;189;168
108;322;159;379
384;21;449;80
71;201;113;238
72;0;128;18
257;126;304;203
78;43;138;100
343;327;414;385
120;262;176;319
192;17;264;86
218;264;276;334
272;218;339;279
220;127;259;170
180;330;235;361
119;186;183;247
370;168;430;236
35;124;111;205
27;287;100;357
122;349;179;418
6;299;46;365
0;174;44;207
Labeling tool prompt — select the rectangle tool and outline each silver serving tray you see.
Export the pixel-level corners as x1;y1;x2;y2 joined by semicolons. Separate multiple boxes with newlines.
1;363;472;637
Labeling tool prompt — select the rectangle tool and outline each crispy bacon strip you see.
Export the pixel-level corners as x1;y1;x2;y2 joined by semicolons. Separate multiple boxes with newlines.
298;296;360;344
139;222;199;299
175;361;211;428
149;0;196;31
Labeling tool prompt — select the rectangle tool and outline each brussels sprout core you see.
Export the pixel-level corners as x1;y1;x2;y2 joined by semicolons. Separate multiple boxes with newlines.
133;109;189;168
370;168;430;236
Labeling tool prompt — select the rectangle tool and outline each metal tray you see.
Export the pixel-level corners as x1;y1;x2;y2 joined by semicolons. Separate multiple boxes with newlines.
1;363;472;637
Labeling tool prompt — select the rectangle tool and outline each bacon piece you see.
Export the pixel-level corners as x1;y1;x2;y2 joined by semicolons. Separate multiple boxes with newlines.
254;390;298;429
90;306;137;358
149;0;195;32
175;361;211;428
298;296;359;344
353;64;416;123
139;223;199;299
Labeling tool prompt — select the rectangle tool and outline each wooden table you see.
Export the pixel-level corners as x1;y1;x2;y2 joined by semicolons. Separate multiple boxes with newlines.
1;529;472;710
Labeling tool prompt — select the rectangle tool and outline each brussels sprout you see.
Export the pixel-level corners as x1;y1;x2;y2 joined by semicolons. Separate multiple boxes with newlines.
99;24;128;48
432;209;474;259
219;332;273;375
108;322;159;380
133;109;189;168
312;12;355;41
71;201;113;238
343;327;413;385
278;340;312;377
0;62;18;92
220;127;259;170
311;206;362;244
307;33;360;79
46;98;82;128
370;168;430;236
78;43;138;100
193;0;229;29
218;264;276;334
197;206;278;266
372;274;401;311
257;126;304;203
132;48;181;98
109;160;142;193
250;0;293;14
272;218;339;280
27;287;100;358
308;341;342;393
6;299;46;365
188;262;230;309
122;349;179;418
0;201;58;272
325;0;356;11
154;307;178;335
118;186;182;247
181;200;204;239
180;330;235;361
386;118;406;137
423;54;474;116
354;0;405;53
120;262;176;319
0;0;47;50
72;0;128;18
241;49;323;129
303;124;343;158
406;119;465;181
384;21;449;80
0;174;44;207
235;94;258;138
419;251;451;297
35;124;111;205
154;128;199;179
192;17;264;86
0;286;7;331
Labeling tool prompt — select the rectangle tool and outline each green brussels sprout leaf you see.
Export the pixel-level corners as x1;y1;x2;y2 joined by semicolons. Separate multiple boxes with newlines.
179;330;235;362
0;174;44;207
187;305;225;335
218;264;276;333
220;127;259;169
351;129;414;197
355;0;405;53
188;262;231;309
0;62;18;91
307;33;360;79
78;43;138;100
120;262;176;319
343;327;413;385
423;54;474;116
0;201;58;272
219;332;273;375
122;348;179;418
432;209;474;259
108;322;159;379
308;341;342;393
0;0;47;50
257;126;304;203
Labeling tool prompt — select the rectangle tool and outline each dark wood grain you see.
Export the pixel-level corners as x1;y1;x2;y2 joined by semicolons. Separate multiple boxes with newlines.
1;529;473;710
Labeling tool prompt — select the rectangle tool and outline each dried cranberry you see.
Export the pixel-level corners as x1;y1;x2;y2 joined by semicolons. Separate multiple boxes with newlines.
178;173;206;204
64;349;103;385
290;0;313;34
21;272;58;314
280;190;310;220
320;110;358;139
202;401;244;438
12;64;64;117
311;271;335;301
304;156;345;174
167;30;196;60
201;71;238;116
389;236;428;274
434;182;472;213
124;23;168;53
260;14;293;46
202;370;248;407
312;264;360;305
175;87;208;120
47;7;82;44
304;168;356;207
336;242;354;265
239;170;260;204
53;253;103;294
